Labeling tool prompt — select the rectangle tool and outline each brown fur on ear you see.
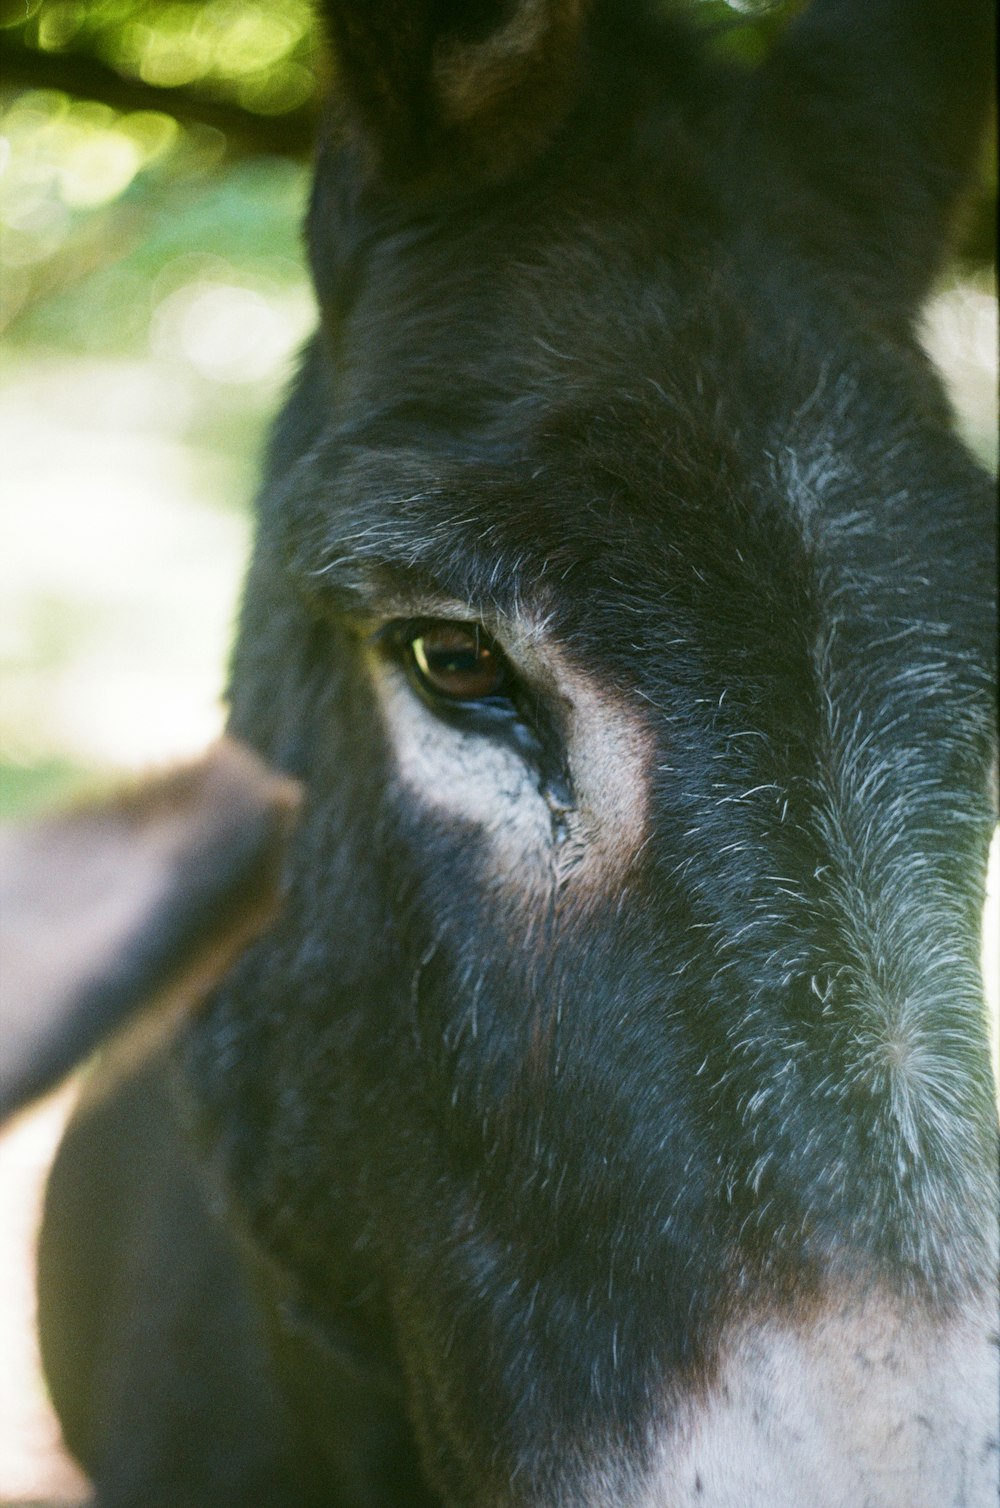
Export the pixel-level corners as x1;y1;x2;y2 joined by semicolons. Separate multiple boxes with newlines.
321;0;589;185
0;740;300;1122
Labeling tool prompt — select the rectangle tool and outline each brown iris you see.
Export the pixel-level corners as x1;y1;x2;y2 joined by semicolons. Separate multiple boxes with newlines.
409;623;507;702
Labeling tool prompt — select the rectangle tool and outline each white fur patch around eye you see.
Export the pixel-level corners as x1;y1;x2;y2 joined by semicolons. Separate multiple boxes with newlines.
364;624;652;894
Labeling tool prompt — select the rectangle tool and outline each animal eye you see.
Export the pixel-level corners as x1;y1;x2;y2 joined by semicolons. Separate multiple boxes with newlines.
406;622;510;703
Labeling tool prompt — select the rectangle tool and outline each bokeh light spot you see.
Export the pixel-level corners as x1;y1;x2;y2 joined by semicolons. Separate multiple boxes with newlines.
150;277;311;383
37;2;86;51
57;131;142;208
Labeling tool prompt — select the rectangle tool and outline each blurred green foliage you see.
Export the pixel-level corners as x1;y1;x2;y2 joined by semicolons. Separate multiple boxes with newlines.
0;92;311;345
1;0;317;112
0;0;322;351
0;5;322;814
1;89;309;350
0;80;314;472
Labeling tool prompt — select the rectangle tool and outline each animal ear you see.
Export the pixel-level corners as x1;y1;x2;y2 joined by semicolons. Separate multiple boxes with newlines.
0;740;300;1122
752;0;995;310
317;0;589;185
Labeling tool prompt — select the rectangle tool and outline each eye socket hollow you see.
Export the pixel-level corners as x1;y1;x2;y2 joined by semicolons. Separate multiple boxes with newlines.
407;622;509;704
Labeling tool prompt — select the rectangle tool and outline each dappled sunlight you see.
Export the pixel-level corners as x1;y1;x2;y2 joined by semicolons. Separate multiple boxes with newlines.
10;0;317;105
0;93;184;323
0;91;311;343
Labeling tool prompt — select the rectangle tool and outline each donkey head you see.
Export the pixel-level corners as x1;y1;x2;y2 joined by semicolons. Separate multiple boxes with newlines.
189;2;998;1502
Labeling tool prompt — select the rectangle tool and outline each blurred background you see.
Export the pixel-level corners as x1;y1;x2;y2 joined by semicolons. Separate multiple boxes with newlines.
0;0;319;821
0;0;996;1501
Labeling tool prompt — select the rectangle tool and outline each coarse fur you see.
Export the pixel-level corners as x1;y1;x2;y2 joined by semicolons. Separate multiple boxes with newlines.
38;1;998;1504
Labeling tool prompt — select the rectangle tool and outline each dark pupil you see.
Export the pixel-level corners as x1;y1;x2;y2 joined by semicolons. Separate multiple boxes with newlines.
411;625;504;700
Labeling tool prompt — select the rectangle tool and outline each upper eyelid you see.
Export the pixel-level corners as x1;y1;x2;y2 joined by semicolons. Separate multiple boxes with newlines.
371;617;510;667
368;612;508;651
